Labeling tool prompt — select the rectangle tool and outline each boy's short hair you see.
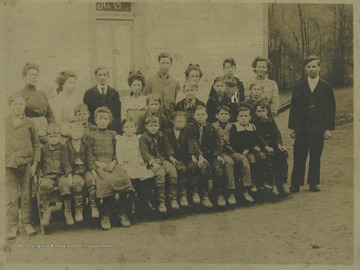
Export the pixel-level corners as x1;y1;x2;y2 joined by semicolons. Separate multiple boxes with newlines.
254;100;270;111
94;66;109;76
213;76;226;85
184;63;203;79
146;93;162;105
183;80;198;90
158;52;173;63
216;105;231;115
171;111;187;122
22;63;39;76
47;123;61;135
145;115;160;125
223;58;236;68
304;55;320;66
194;105;207;114
237;106;251;116
94;106;113;120
250;83;262;91
8;93;25;105
252;56;272;72
74;103;89;115
69;121;84;132
127;70;145;87
122;118;137;127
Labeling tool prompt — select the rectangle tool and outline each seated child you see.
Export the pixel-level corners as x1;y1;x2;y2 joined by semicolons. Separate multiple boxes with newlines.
206;76;239;123
212;106;253;204
137;93;170;134
38;123;75;226
6;95;40;239
139;116;179;213
87;106;134;230
175;81;205;123
121;71;147;122
116;118;154;180
188;105;225;208
243;83;271;117
230;106;273;192
252;101;289;195
66;122;99;221
165;111;197;207
74;103;96;135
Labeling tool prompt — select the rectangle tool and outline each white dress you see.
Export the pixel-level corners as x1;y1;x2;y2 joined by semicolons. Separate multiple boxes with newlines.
115;135;154;180
121;95;147;122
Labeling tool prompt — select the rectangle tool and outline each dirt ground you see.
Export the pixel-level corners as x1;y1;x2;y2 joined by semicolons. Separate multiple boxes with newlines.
2;87;354;266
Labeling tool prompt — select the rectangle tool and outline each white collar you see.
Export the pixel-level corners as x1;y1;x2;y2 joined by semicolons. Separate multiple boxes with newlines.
307;76;319;92
97;84;108;94
234;122;256;131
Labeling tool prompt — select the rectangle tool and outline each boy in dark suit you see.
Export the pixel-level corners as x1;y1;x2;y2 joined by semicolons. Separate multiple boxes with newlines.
288;55;336;192
206;76;239;123
188;105;226;208
165;111;197;207
175;81;205;123
83;67;122;134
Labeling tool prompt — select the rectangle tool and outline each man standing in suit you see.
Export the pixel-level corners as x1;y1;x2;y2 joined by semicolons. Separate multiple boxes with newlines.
142;52;181;121
288;55;336;192
83;67;121;133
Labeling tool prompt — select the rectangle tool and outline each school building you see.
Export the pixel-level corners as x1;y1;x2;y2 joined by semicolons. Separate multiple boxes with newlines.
4;1;268;100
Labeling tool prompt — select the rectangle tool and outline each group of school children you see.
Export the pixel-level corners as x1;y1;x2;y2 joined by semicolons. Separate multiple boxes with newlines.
5;57;288;240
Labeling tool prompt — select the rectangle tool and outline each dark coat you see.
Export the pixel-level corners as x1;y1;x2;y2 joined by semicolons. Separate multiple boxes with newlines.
206;94;239;123
209;76;245;103
230;123;268;153
139;131;174;163
188;122;223;159
165;127;195;161
39;142;72;177
83;86;122;133
175;98;205;122
66;138;95;174
252;117;283;147
288;78;336;133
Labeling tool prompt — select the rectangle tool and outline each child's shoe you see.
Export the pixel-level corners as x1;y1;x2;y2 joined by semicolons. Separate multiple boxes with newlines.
243;190;254;202
170;199;180;210
282;183;290;194
192;188;201;204
101;214;111;230
250;185;258;193
158;201;167;213
201;194;213;208
217;195;226;207
179;193;189;207
75;211;83;222
227;193;236;205
6;225;18;240
24;224;36;236
272;185;280;195
118;210;131;228
263;181;273;190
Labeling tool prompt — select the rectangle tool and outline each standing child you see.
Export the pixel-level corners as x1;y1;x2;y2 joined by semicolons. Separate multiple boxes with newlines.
121;71;147;122
137;94;170;134
87;107;134;230
74;103;96;135
188;105;225;208
209;58;245;104
212;106;253;204
66;122;99;222
38;123;74;226
6;95;40;239
165;111;197;207
139;116;179;213
206;76;239;123
175;81;205;123
243;83;271;116
230;106;273;193
252;101;289;195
